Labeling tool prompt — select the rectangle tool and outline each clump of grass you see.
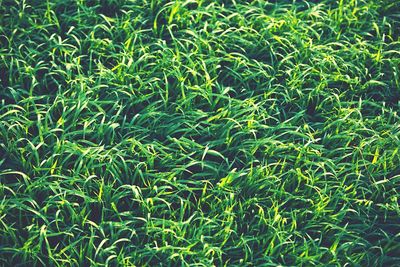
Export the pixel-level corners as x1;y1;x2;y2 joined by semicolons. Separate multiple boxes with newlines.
1;0;400;266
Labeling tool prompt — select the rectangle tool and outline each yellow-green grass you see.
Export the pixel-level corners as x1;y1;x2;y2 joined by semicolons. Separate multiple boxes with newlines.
0;0;400;266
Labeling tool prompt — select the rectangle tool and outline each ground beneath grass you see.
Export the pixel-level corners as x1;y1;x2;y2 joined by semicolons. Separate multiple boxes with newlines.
1;0;400;266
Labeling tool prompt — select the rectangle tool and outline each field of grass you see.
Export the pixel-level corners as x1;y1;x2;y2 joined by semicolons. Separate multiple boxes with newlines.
1;0;400;266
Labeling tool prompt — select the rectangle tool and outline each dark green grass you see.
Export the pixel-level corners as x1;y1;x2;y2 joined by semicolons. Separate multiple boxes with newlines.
1;0;400;266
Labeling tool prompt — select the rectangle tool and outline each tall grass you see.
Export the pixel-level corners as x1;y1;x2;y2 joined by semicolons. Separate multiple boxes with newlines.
1;0;400;266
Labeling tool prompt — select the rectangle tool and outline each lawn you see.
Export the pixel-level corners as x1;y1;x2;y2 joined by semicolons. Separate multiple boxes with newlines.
1;0;400;266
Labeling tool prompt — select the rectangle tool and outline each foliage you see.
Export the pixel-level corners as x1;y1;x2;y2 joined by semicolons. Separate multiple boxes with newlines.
1;0;400;266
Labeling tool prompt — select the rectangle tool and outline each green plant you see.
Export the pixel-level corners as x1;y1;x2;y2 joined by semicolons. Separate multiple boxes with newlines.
1;0;399;266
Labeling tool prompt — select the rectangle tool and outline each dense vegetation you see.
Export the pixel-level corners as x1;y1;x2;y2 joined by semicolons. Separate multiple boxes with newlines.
1;0;400;266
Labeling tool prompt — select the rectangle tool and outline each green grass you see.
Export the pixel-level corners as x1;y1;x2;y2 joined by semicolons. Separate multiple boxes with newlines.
1;0;400;266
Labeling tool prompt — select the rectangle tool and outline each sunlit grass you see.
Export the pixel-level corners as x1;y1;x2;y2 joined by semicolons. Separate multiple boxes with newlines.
1;0;400;266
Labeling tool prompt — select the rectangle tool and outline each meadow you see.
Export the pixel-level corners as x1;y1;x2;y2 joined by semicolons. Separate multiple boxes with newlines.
1;0;400;266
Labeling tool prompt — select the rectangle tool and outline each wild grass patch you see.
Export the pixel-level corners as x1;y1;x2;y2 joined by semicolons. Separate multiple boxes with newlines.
1;0;400;266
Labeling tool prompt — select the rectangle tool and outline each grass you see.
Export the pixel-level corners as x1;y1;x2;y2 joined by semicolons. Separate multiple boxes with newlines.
0;0;400;266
